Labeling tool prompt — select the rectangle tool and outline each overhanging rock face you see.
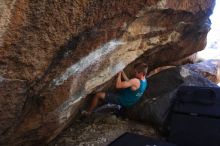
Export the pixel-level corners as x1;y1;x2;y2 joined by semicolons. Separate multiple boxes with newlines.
0;0;215;145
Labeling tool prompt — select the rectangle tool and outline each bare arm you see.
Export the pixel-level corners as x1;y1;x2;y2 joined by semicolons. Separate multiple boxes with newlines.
116;72;132;89
116;72;139;89
121;71;129;81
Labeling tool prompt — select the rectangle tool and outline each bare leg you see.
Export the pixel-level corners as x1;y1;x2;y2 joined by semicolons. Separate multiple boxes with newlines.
87;92;106;113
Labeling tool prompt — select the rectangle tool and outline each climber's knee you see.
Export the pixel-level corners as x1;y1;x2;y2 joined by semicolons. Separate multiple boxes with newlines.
95;92;106;100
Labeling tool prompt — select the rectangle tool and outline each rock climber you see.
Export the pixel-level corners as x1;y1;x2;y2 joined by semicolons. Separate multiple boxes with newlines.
84;62;148;115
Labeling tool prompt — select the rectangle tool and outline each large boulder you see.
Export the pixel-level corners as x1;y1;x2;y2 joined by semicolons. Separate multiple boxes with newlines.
184;59;220;83
147;59;220;82
0;0;215;145
126;65;219;127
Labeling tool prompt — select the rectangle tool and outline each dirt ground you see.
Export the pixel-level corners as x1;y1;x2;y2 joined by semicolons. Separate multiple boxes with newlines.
48;113;160;146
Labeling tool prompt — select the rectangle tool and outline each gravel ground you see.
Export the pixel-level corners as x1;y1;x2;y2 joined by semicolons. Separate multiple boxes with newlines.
48;113;159;146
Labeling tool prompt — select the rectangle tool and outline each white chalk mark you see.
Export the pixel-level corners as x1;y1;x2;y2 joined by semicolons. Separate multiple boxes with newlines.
85;62;126;91
58;94;85;124
53;40;125;86
157;0;167;9
0;76;4;82
110;62;126;75
0;75;26;82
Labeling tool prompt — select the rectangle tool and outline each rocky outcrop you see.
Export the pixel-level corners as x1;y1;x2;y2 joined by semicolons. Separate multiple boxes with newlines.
147;59;220;82
184;59;220;83
0;0;215;145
